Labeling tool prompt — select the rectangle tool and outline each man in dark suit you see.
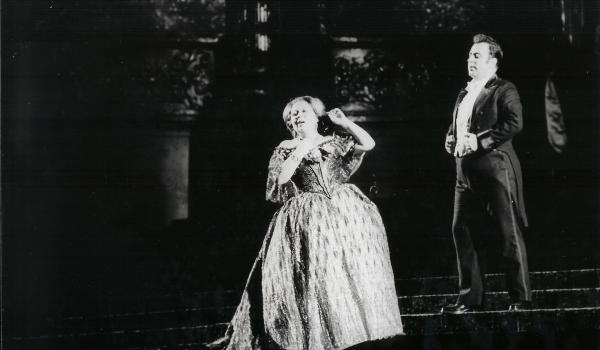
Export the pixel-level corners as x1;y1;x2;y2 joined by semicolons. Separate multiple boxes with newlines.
441;34;532;314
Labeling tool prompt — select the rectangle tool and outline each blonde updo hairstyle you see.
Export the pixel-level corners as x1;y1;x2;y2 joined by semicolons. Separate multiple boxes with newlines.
282;96;334;137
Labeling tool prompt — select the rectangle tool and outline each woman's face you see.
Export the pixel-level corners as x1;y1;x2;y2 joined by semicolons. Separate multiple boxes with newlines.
289;100;318;137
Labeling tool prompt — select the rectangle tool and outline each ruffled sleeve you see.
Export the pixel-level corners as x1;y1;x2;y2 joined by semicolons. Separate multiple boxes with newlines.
265;146;299;204
333;133;365;182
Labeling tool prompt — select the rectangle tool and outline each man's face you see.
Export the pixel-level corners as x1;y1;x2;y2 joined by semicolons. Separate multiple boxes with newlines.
467;42;497;80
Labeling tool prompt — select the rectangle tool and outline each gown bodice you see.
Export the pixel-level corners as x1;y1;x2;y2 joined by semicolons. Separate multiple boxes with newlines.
266;134;365;203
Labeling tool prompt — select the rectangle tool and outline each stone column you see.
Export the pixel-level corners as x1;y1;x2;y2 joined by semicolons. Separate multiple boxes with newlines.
139;45;216;225
159;128;191;222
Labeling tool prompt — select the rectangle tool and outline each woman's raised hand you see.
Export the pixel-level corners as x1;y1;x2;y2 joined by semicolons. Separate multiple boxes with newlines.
327;108;350;128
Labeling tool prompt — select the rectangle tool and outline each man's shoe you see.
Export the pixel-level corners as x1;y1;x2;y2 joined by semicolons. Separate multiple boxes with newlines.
508;301;531;312
440;303;481;314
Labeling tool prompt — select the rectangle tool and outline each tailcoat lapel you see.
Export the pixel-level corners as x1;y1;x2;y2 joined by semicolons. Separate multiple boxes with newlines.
470;75;499;129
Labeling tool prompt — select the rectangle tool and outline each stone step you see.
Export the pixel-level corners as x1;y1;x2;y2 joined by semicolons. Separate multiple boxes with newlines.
39;269;599;335
395;268;600;296
121;344;210;350
8;308;600;349
48;287;600;336
399;287;600;314
71;268;600;317
91;289;240;315
402;307;600;336
43;305;235;335
11;269;599;349
6;323;229;350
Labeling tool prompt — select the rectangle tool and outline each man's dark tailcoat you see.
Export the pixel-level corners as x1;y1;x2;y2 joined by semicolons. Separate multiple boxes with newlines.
446;75;532;306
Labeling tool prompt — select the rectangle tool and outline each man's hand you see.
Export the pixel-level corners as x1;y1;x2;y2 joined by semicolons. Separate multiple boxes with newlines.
445;135;456;154
454;133;478;157
465;133;478;153
480;136;494;150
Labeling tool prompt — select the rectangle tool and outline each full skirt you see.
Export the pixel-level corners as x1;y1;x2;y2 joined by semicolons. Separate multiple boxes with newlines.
221;184;403;350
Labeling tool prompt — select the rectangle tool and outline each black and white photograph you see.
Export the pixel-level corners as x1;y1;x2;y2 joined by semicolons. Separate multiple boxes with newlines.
2;0;600;349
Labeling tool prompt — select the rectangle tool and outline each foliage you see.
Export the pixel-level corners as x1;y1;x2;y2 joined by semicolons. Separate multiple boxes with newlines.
333;49;435;114
146;0;226;35
396;0;485;33
327;0;485;35
141;48;215;112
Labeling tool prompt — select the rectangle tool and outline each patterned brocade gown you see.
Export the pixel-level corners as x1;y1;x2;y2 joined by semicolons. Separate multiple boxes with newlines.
220;134;403;350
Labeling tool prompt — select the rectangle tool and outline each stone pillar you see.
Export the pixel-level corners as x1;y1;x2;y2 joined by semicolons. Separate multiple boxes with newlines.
138;45;216;225
159;129;191;221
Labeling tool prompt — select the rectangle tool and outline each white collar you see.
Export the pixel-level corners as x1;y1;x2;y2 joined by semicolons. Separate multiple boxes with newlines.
466;73;496;92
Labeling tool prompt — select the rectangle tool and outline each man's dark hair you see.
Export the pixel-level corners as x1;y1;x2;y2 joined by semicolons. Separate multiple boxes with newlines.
473;33;503;67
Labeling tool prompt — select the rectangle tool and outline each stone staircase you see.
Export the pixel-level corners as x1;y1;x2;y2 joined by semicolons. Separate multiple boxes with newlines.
6;269;600;349
396;269;600;337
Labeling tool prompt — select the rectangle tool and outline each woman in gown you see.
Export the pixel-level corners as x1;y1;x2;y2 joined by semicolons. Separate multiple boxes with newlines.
209;96;403;350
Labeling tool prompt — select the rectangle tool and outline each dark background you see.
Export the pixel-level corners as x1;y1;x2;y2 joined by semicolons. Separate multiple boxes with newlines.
2;0;599;342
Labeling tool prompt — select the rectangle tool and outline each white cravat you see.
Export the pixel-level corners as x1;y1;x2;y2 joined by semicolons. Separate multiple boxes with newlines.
454;74;495;156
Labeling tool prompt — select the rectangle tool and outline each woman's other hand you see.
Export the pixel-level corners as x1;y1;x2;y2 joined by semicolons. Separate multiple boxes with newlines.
327;108;351;128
